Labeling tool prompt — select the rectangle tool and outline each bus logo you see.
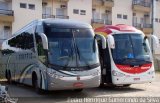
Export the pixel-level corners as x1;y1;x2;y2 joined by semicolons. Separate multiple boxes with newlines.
77;76;80;81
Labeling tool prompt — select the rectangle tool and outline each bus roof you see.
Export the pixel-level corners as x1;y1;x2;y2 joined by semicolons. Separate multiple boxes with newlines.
95;24;142;36
42;19;92;29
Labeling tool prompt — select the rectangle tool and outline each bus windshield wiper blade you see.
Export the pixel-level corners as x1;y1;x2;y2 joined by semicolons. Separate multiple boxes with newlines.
75;44;91;69
134;59;152;63
62;44;74;70
119;58;152;65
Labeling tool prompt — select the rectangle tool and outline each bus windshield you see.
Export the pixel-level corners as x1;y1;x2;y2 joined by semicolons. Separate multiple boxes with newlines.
45;27;99;68
111;33;151;65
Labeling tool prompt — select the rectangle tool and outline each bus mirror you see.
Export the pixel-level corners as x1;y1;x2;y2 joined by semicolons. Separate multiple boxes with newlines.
151;35;159;49
40;33;48;50
107;35;115;49
95;34;106;49
146;35;159;50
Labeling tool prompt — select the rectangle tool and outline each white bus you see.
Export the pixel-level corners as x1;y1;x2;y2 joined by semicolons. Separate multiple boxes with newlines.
0;19;106;93
95;24;159;87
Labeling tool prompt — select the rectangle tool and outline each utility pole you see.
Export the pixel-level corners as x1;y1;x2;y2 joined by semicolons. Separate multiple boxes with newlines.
152;0;155;36
151;0;156;53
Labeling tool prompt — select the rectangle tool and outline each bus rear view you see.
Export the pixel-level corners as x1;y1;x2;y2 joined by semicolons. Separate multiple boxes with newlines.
95;24;158;86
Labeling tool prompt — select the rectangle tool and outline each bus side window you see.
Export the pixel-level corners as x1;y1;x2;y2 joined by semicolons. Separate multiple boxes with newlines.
35;33;47;64
1;49;14;55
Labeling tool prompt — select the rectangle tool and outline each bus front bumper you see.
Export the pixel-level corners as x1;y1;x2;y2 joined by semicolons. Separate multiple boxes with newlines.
112;73;155;85
47;75;100;90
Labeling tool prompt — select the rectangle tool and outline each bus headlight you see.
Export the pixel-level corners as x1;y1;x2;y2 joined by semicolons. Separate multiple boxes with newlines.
148;71;155;75
91;70;100;76
47;71;55;77
47;69;55;77
112;70;125;77
47;70;64;78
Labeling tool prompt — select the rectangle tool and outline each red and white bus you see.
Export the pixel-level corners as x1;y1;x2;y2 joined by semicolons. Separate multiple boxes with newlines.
95;24;159;87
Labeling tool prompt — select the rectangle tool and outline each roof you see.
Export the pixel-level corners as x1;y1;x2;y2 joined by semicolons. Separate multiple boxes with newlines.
42;19;92;29
95;24;142;35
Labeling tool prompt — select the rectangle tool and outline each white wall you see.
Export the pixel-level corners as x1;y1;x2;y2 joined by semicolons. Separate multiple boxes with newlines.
154;1;160;54
67;0;92;24
12;0;42;33
112;0;133;25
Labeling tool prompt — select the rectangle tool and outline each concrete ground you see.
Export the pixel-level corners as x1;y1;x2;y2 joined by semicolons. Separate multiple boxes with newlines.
1;72;160;103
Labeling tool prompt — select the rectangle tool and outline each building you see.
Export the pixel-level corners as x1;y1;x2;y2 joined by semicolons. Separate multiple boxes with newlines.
0;0;42;40
0;0;159;53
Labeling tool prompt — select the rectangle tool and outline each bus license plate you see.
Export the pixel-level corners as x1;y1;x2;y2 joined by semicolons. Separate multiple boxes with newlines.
73;82;84;87
134;78;140;81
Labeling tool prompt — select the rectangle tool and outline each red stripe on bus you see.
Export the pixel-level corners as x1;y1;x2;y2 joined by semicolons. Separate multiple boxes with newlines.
116;64;152;74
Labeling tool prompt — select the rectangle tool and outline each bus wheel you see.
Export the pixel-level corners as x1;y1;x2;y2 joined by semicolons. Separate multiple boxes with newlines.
6;70;12;84
32;73;43;94
99;74;105;88
123;84;131;87
74;89;83;92
99;83;105;88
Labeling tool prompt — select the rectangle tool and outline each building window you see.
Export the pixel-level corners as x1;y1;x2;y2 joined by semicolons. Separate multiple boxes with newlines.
155;18;158;22
20;3;27;8
117;14;122;19
133;13;136;16
60;5;67;9
28;4;35;10
73;9;79;14
123;15;128;19
92;8;96;11
80;10;86;15
4;26;10;30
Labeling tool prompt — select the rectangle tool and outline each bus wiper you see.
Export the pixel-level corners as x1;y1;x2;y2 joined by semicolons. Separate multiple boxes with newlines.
122;58;152;64
135;59;152;63
62;58;71;70
62;45;74;70
121;58;134;61
75;44;80;60
75;44;91;69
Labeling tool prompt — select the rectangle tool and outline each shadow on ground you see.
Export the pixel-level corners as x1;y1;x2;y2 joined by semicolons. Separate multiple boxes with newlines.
0;81;146;103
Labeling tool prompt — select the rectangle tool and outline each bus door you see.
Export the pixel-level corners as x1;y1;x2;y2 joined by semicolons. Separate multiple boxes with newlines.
104;45;112;83
98;41;112;84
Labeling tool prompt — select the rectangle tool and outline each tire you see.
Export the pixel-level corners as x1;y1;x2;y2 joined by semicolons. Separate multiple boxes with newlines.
99;74;105;88
123;84;131;87
32;73;44;94
35;79;43;94
6;70;12;84
74;89;83;92
99;83;105;87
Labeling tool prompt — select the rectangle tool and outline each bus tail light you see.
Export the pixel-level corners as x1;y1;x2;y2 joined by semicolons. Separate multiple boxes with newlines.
112;70;125;77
